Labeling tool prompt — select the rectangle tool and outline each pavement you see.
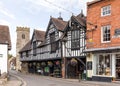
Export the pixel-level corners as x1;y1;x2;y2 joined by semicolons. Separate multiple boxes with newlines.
41;76;120;86
0;70;26;86
1;70;120;86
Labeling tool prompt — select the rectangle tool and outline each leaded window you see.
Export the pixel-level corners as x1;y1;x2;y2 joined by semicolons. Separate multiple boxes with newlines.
71;30;80;50
50;32;56;52
33;41;36;56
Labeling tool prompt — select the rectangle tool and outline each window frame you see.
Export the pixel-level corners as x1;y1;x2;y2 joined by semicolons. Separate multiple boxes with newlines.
101;5;111;17
50;32;57;53
26;51;29;57
20;53;23;58
71;29;80;50
33;41;37;56
22;34;25;39
101;25;111;43
96;54;112;76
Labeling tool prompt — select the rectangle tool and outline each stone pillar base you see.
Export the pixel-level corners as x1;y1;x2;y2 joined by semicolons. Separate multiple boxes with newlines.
21;62;28;74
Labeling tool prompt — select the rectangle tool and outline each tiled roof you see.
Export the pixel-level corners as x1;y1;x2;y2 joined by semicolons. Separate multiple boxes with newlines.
51;17;67;31
20;29;45;52
61;13;86;40
34;29;45;41
0;25;11;50
19;40;31;52
87;0;102;6
72;13;86;27
38;40;46;47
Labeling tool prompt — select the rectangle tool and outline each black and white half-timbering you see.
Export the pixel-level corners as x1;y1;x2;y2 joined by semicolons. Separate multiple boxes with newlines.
19;13;86;79
61;13;86;79
19;16;67;77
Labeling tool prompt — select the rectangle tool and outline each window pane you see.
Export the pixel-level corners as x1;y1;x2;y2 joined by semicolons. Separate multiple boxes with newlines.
97;54;111;76
102;25;111;42
22;34;25;39
101;5;111;16
71;30;80;49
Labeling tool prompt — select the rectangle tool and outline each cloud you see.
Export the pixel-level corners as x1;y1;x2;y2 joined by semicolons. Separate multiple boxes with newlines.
0;20;11;26
0;1;15;19
24;0;93;15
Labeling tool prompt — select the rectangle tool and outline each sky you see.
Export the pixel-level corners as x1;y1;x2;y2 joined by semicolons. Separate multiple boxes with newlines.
0;0;93;56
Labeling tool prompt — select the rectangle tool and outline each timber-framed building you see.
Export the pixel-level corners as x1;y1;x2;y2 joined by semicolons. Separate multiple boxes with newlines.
19;16;67;77
62;13;86;78
19;13;86;78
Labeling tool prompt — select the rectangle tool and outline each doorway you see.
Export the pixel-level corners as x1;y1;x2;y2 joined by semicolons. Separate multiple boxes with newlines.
116;54;120;79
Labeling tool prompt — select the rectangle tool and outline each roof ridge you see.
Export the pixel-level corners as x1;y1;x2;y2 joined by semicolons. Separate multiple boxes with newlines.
51;17;67;31
87;0;101;6
34;29;45;32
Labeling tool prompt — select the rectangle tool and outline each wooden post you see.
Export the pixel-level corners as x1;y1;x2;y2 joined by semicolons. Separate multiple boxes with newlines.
62;57;66;78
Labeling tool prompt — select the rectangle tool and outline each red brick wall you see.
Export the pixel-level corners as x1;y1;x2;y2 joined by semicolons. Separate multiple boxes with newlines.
86;0;120;49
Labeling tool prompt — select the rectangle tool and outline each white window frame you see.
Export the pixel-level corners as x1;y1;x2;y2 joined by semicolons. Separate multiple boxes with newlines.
101;5;111;17
101;25;111;43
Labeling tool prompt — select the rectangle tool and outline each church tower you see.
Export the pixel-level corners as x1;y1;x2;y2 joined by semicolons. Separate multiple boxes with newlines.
16;27;30;71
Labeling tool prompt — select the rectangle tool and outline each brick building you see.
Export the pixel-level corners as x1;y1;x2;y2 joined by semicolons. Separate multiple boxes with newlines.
85;0;120;82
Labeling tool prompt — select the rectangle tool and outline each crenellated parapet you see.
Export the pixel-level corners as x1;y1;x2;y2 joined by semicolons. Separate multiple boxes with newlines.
16;26;30;32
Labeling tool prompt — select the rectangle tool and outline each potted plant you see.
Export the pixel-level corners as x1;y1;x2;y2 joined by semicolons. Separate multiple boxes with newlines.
41;62;46;67
112;77;116;82
56;61;60;65
71;58;77;66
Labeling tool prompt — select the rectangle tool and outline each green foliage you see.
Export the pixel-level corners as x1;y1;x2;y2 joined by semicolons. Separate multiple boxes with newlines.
8;54;13;60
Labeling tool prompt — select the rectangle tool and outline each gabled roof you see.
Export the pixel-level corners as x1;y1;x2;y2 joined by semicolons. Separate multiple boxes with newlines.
61;13;86;40
45;17;67;37
87;0;102;6
51;17;67;31
19;40;31;53
64;13;86;31
72;13;86;27
20;29;45;52
0;25;11;50
34;29;45;41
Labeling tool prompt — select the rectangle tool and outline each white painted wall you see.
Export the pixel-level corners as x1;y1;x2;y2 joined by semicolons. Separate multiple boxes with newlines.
0;44;8;74
112;54;116;77
87;53;93;77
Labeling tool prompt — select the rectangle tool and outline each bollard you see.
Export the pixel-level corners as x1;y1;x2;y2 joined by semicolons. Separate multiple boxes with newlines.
79;74;81;82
